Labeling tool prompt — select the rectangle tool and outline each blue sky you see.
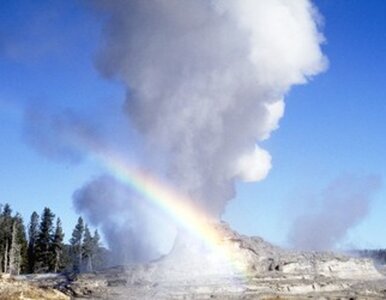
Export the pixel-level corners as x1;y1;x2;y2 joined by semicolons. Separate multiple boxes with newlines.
0;1;385;249
224;0;386;248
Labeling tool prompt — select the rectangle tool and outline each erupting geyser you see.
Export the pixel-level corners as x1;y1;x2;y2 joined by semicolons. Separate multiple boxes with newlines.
73;0;327;263
93;0;326;216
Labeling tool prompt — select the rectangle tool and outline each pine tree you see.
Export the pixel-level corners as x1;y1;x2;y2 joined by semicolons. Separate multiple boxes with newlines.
70;217;84;272
2;204;12;218
27;211;39;273
92;229;103;271
9;222;20;275
0;204;6;273
0;204;13;273
35;207;55;273
82;225;93;272
61;244;73;272
0;205;27;274
53;218;64;273
12;214;28;274
92;230;101;253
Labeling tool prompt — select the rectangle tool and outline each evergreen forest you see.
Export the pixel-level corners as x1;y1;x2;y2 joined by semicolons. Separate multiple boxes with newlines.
0;203;108;275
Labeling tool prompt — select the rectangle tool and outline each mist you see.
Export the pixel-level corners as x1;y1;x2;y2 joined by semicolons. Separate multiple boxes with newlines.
288;174;382;251
23;106;99;163
23;0;327;261
73;175;176;264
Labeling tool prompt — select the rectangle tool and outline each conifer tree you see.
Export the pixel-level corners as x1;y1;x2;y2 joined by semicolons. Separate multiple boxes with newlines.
82;225;94;272
53;218;64;273
0;206;108;274
0;205;27;274
0;204;6;272
92;229;103;270
70;217;84;272
12;214;28;274
27;211;39;273
2;204;12;218
35;207;55;273
9;222;20;275
93;230;101;252
0;204;13;273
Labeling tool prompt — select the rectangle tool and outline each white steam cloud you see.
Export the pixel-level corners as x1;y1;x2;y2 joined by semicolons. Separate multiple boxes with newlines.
288;174;382;250
23;0;327;260
83;0;326;218
73;175;176;263
234;146;271;182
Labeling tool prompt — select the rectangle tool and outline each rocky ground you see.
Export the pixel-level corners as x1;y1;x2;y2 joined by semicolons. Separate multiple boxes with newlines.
0;273;69;300
6;223;386;299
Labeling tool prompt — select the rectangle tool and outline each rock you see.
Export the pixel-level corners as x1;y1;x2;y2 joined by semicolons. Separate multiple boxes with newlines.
11;222;386;299
0;274;70;300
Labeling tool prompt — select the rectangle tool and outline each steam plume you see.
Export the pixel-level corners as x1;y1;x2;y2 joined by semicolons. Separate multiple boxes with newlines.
23;0;327;259
23;107;98;163
87;0;326;217
73;175;176;263
288;174;382;250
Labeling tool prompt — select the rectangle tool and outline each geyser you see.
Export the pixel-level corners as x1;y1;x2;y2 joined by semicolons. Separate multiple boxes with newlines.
72;0;327;261
86;0;326;213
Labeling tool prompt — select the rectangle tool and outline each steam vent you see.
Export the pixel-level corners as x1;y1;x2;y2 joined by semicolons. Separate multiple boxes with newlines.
20;222;382;299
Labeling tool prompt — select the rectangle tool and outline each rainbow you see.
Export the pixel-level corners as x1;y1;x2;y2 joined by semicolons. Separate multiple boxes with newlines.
0;99;249;277
84;146;250;278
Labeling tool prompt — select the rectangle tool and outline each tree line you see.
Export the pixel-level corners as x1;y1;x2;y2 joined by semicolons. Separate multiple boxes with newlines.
356;249;386;264
0;203;107;275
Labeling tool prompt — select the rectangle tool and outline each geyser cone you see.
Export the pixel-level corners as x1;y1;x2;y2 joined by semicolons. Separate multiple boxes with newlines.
139;222;279;283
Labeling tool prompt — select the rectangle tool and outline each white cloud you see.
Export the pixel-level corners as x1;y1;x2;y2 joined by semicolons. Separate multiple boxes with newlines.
233;146;272;182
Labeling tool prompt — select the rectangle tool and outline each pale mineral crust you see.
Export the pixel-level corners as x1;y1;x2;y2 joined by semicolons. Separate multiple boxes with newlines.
9;223;386;299
0;274;70;300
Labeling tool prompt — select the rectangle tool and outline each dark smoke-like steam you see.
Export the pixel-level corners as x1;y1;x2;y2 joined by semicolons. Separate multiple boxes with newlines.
288;174;382;250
